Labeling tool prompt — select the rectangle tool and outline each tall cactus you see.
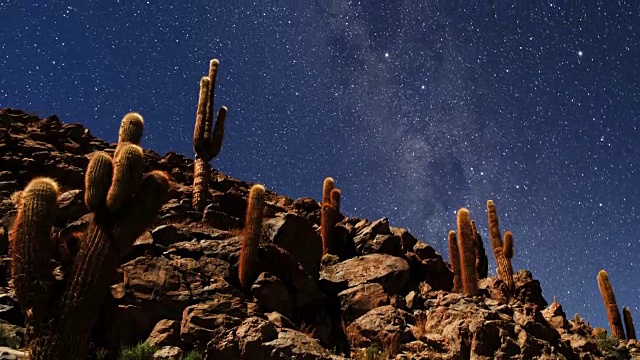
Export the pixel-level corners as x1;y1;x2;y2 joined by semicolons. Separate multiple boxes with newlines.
471;220;488;279
597;270;626;340
623;306;636;340
320;178;343;256
238;184;266;289
10;113;170;359
447;230;462;293
192;59;228;212
322;177;335;205
457;208;478;296
487;200;514;293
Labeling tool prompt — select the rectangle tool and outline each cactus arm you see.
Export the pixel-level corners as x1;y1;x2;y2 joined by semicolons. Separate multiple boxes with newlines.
207;106;227;159
193;76;211;156
118;112;144;145
106;144;144;212
84;152;113;212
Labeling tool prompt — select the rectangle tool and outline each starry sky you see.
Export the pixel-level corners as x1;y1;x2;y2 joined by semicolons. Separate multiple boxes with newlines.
1;1;639;331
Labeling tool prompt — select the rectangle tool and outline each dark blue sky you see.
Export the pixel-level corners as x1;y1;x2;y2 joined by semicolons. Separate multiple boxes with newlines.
1;1;639;330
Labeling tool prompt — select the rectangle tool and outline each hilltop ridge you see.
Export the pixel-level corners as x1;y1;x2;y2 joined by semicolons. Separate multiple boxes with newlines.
0;107;638;359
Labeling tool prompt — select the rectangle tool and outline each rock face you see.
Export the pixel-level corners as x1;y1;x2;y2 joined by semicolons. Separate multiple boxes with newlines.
0;108;636;359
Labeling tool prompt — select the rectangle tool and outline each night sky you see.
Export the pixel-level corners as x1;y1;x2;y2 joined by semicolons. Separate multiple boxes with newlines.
1;1;639;331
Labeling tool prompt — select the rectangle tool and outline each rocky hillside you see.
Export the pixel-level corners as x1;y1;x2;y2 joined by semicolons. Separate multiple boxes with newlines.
0;107;638;359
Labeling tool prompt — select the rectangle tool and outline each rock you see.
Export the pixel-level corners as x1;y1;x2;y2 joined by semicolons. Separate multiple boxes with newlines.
319;254;410;295
338;283;389;324
263;213;322;277
180;293;255;349
542;298;569;333
345;305;414;348
353;218;404;256
251;273;293;319
55;189;88;226
153;346;183;359
391;227;417;253
151;225;192;247
514;270;548;308
121;255;237;320
146;319;181;348
406;250;453;292
513;303;560;344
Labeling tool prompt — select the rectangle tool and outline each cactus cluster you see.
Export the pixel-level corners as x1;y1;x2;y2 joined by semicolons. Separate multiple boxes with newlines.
597;270;635;340
321;177;342;255
192;59;228;212
238;184;266;290
10;113;170;359
448;209;491;295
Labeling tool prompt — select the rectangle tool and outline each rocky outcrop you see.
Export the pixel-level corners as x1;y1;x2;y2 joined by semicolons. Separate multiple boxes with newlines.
0;108;637;359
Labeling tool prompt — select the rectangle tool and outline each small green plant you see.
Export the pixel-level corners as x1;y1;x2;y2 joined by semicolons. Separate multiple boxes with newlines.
595;332;624;360
0;325;22;349
120;342;158;360
181;350;203;360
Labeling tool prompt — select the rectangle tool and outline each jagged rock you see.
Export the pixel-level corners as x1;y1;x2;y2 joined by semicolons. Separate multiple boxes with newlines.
353;218;404;256
542;298;570;334
338;283;389;324
121;255;237;320
204;316;341;360
345;305;414;348
180;293;256;349
54;189;88;226
151;225;192;247
319;254;410;295
251;272;293;319
263;213;322;277
153;346;183;359
514;270;548;308
391;227;418;253
146;319;182;348
406;248;453;292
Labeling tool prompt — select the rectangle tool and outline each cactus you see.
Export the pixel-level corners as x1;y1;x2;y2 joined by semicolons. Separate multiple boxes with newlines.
192;59;228;212
457;208;478;296
447;230;462;293
597;270;626;339
503;231;514;259
10;114;170;359
10;178;59;341
238;184;266;289
320;178;340;255
471;220;488;279
487;200;515;293
623;306;636;340
118;112;144;145
330;188;341;211
322;177;335;205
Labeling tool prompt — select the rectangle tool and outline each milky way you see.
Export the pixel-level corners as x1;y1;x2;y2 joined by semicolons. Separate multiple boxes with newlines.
1;1;639;329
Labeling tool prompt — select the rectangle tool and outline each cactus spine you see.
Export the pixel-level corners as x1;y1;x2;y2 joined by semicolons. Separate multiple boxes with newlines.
192;59;228;212
623;306;636;340
471;220;489;279
447;230;462;293
487;200;515;293
457;208;478;296
597;270;626;339
239;184;266;289
10;114;170;359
